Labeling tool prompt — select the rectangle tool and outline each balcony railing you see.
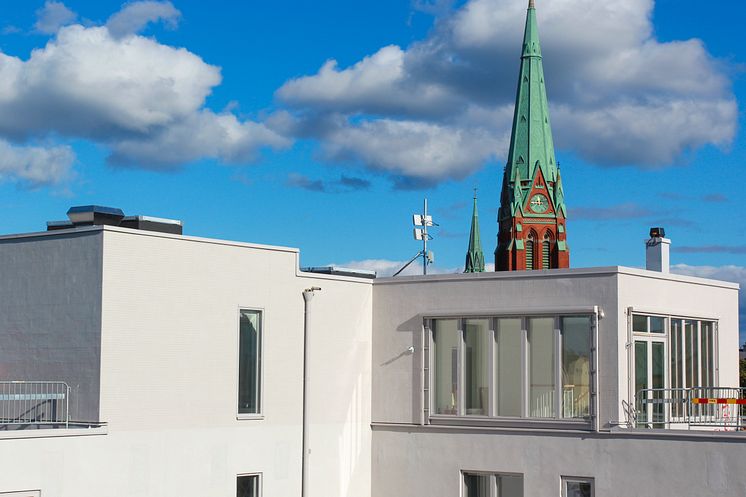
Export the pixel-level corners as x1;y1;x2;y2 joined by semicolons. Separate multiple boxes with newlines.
633;387;746;430
0;381;70;428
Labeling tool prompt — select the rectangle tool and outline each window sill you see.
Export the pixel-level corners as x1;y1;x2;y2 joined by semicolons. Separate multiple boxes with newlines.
429;414;591;431
236;414;265;421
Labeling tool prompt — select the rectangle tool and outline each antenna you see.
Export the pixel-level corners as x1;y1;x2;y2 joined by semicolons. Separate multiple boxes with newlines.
394;198;438;277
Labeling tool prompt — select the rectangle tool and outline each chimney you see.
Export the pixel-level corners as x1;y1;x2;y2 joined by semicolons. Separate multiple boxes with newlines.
645;227;670;273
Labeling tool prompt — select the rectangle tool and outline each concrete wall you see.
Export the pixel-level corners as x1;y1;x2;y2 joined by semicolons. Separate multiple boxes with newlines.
371;427;746;497
0;229;103;422
97;227;372;497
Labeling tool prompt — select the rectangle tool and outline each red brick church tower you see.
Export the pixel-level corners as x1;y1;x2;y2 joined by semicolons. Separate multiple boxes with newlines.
495;0;569;271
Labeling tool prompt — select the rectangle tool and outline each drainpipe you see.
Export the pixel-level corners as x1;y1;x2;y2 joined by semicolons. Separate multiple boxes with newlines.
301;287;320;497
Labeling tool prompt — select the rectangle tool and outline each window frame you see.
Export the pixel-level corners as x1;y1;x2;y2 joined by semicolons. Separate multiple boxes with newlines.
426;310;596;428
236;306;265;420
561;476;594;497
237;472;263;497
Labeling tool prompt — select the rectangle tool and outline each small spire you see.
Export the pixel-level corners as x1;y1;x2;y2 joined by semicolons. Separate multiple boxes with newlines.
464;190;486;273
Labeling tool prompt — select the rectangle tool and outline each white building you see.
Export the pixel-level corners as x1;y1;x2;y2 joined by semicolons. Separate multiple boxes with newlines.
0;207;742;497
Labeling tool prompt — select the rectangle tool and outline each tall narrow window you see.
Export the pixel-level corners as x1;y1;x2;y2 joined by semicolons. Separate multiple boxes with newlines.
239;310;262;414
237;474;261;497
528;317;555;417
465;319;490;415
542;232;551;269
525;233;535;270
434;319;460;415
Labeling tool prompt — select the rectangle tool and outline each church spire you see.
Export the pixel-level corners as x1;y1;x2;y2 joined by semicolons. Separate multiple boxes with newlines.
465;189;485;273
495;0;570;271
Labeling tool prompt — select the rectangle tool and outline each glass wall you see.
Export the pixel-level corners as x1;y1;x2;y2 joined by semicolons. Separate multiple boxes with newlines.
431;314;592;421
238;310;262;414
434;319;460;415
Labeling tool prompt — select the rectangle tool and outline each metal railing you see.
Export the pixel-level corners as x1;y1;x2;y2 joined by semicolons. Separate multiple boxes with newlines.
0;381;70;428
634;387;746;430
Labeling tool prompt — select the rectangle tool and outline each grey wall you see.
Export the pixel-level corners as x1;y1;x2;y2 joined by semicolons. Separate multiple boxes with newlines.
0;229;103;423
372;427;746;497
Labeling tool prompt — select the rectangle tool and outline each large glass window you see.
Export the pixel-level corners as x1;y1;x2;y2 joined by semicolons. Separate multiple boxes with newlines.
239;310;262;414
431;315;592;421
463;472;523;497
434;319;460;415
237;474;260;497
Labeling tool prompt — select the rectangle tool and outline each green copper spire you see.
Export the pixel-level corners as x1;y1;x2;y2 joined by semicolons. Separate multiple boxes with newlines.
465;190;486;273
505;0;558;186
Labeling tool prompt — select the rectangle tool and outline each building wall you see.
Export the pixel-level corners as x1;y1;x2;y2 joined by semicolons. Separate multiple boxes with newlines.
615;269;740;425
97;227;372;497
0;229;103;422
371;428;746;497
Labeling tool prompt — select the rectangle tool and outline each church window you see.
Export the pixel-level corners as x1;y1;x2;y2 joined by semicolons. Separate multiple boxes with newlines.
542;231;552;270
526;232;536;270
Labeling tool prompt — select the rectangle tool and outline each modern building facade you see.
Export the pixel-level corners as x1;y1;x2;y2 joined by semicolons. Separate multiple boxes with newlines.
0;210;742;497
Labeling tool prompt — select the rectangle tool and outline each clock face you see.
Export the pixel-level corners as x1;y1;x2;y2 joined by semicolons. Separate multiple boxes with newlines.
529;194;549;213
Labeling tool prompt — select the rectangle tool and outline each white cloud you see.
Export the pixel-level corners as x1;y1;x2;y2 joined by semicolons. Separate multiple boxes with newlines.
106;1;181;39
0;22;287;172
0;140;74;186
277;0;737;182
34;1;77;35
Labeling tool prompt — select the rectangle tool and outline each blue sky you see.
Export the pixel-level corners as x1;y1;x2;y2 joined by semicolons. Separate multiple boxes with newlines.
0;0;744;339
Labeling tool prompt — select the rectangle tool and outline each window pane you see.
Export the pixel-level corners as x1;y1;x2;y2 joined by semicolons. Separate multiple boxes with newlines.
649;316;664;334
498;474;524;497
671;320;682;417
565;480;592;497
684;320;695;387
434;319;460;415
561;317;590;418
464;474;491;497
497;318;522;417
465;319;490;415
239;310;262;414
701;322;714;387
635;341;648;424
632;315;647;333
652;342;665;426
528;317;555;418
237;475;259;497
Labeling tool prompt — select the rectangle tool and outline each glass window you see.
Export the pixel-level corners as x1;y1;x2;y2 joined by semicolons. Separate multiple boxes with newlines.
465;319;491;415
239;310;262;414
563;477;593;497
649;316;664;334
497;318;523;417
464;473;491;497
434;319;460;415
632;314;647;333
684;320;695;387
701;322;715;386
562;317;591;418
237;475;260;497
463;473;523;497
528;317;555;418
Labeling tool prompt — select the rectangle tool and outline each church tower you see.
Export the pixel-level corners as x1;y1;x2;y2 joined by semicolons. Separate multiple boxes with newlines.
495;0;569;271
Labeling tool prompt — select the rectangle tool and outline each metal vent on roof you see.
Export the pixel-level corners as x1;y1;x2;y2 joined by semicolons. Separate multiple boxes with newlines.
47;205;183;235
